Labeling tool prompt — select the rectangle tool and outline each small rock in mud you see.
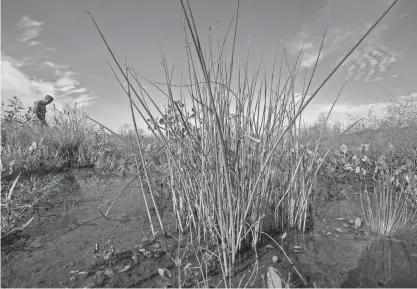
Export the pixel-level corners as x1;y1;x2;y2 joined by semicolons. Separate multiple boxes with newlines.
152;243;161;249
104;268;114;278
141;237;149;243
120;265;131;273
354;218;362;229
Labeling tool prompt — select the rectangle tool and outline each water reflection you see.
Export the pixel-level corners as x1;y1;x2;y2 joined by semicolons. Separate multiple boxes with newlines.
343;234;417;287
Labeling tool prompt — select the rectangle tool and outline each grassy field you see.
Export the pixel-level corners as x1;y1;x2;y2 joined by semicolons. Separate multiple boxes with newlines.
2;0;417;287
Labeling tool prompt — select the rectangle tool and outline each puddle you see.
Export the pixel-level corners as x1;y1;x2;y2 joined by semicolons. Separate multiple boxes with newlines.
1;176;416;288
1;169;175;288
286;185;371;287
342;232;417;288
256;185;417;288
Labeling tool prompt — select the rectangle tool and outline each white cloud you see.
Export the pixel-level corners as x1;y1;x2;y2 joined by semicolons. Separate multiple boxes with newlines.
287;2;401;73
300;51;324;68
42;61;70;76
1;55;97;109
1;59;32;95
345;44;401;82
288;23;375;69
348;64;356;72
288;36;315;54
367;56;378;67
1;55;34;68
67;87;88;94
30;78;56;96
371;49;383;57
56;77;78;87
59;85;77;92
378;44;390;53
301;93;417;126
4;15;97;110
55;70;81;93
17;15;43;43
43;61;69;69
378;58;388;72
1;57;56;106
302;101;386;125
354;71;365;81
28;41;41;47
361;23;389;41
318;102;385;116
371;76;383;82
73;94;97;107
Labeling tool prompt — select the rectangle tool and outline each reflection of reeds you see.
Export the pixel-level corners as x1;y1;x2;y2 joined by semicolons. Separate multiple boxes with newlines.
360;173;417;237
1;173;64;238
353;237;417;287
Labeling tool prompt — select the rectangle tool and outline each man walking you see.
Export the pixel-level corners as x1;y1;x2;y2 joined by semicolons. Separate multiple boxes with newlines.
32;95;54;127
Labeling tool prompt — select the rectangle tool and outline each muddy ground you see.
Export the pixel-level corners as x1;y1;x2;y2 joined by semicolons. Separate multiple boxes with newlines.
1;168;417;288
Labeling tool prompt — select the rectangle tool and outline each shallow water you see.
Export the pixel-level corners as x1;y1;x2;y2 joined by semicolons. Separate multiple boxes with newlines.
1;173;416;288
1;169;176;288
342;233;417;288
257;185;417;288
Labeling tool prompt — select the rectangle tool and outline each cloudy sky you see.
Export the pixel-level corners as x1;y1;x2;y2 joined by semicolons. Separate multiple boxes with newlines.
1;0;416;132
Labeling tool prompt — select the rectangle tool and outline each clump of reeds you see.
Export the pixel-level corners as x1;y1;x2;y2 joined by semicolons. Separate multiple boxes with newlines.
88;0;400;286
360;172;417;237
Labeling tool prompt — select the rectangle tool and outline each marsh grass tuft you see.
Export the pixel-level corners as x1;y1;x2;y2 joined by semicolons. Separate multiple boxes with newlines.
361;172;417;237
87;0;401;286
